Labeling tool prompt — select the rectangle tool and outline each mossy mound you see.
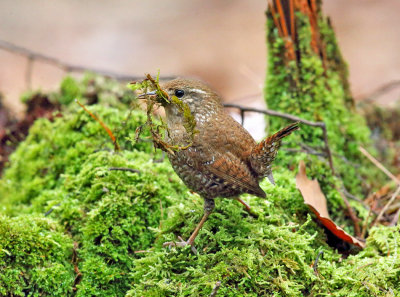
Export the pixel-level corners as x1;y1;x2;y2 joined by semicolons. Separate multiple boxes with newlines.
0;75;399;296
0;216;74;296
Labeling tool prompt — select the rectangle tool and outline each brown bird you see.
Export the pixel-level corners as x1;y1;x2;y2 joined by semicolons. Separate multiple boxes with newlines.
146;78;299;251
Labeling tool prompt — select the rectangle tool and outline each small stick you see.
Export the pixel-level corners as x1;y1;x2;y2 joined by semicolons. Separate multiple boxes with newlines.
44;203;61;217
373;185;400;226
358;146;400;185
209;281;222;297
108;167;140;174
313;251;324;275
341;186;365;204
359;80;400;103
336;188;361;237
76;100;120;151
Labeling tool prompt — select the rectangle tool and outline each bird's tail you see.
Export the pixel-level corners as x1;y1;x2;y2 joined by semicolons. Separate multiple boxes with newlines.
249;122;299;183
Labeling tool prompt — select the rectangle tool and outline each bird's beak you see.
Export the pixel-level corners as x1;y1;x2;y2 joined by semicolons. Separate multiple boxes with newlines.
137;91;170;105
137;91;157;98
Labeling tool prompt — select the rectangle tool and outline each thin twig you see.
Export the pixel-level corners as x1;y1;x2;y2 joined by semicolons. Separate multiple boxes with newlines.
358;80;400;103
223;103;335;174
299;143;327;157
209;281;222;297
359;146;400;185
108;167;141;174
76;99;120;151
336;188;361;237
0;39;176;82
224;103;323;127
44;203;61;216
373;185;400;225
341;186;365;204
313;251;324;275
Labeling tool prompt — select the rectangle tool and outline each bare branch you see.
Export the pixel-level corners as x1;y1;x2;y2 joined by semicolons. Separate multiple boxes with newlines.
0;39;177;82
223;103;335;174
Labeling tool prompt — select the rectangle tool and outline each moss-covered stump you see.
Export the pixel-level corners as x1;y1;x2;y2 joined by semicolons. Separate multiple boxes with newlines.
0;75;399;296
263;1;398;241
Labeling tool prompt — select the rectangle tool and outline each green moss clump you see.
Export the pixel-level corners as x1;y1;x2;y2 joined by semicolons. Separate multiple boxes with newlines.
0;72;399;296
128;174;400;296
0;215;74;296
314;225;400;296
0;75;186;295
127;176;325;296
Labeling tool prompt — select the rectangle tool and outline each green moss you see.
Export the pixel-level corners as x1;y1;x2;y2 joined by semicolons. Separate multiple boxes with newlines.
0;215;74;296
264;5;389;230
170;94;198;141
0;75;186;295
127;174;400;296
0;65;398;296
59;76;83;105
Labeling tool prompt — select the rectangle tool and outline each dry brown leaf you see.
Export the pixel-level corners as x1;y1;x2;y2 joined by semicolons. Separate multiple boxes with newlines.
296;161;366;248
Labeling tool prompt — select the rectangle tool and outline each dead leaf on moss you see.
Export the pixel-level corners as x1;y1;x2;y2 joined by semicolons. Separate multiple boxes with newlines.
296;161;366;249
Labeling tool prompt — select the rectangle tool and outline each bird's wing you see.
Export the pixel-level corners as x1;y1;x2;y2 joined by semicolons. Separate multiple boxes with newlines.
188;148;266;198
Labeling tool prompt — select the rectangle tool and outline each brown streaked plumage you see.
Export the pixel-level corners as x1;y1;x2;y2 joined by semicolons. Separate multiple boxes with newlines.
157;78;299;252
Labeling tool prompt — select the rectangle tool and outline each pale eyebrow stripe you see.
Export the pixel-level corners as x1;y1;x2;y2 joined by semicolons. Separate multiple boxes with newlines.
189;88;207;94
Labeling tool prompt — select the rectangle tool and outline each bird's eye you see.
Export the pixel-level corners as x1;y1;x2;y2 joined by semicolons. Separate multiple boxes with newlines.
174;89;185;98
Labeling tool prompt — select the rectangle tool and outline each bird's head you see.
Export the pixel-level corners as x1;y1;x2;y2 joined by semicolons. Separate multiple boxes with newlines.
159;78;223;125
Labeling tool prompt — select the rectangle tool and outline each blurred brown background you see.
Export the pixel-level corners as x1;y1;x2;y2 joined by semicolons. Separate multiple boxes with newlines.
1;0;400;119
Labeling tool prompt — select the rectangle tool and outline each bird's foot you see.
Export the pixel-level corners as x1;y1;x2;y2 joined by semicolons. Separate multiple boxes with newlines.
163;236;198;254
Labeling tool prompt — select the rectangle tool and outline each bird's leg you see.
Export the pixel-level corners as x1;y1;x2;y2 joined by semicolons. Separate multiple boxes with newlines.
187;199;214;245
163;199;215;254
235;197;259;218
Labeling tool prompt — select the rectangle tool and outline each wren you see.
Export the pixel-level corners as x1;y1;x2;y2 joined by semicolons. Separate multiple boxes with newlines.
149;78;299;251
